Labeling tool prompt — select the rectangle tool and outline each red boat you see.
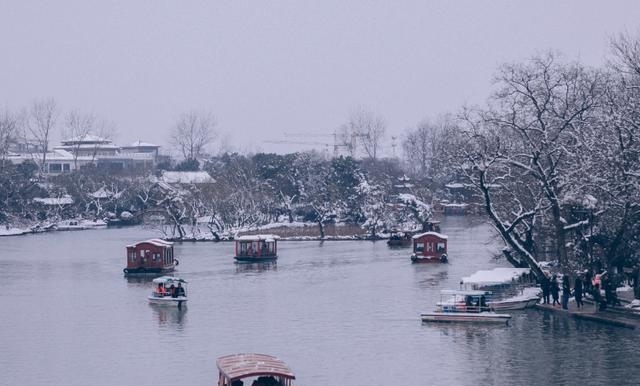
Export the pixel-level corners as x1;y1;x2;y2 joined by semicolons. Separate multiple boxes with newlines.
410;231;448;263
234;234;279;263
123;238;179;276
216;353;295;386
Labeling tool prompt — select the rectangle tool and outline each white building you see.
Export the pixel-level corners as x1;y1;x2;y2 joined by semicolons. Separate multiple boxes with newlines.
8;135;161;175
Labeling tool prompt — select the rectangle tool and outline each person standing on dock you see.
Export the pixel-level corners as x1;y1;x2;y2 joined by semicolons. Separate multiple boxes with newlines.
550;275;560;307
541;274;551;304
593;283;604;311
574;275;584;308
561;274;571;310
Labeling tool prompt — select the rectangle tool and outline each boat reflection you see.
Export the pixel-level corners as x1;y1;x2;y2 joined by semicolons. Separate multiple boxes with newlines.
151;304;188;327
235;261;277;273
124;275;156;285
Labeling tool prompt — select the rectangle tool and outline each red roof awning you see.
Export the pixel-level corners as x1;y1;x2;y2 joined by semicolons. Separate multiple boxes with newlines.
216;353;295;381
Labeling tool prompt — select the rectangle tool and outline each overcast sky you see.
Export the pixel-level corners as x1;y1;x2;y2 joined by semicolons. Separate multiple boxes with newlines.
2;1;640;157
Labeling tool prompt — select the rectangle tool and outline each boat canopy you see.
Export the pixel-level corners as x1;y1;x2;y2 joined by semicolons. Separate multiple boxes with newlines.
236;234;280;242
126;238;173;248
216;353;295;381
152;276;187;285
440;289;491;296
461;267;531;286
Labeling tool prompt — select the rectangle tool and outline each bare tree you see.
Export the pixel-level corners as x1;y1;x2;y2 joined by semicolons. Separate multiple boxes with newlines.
170;110;216;161
456;53;604;273
402;115;456;178
25;98;59;176
0;107;19;168
63;111;117;167
64;110;95;168
609;32;640;77
337;107;386;160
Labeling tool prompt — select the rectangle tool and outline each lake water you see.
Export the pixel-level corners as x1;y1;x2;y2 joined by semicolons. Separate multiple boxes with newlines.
1;216;639;386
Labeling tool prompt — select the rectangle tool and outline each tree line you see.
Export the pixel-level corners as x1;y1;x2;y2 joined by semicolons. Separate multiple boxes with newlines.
2;32;640;283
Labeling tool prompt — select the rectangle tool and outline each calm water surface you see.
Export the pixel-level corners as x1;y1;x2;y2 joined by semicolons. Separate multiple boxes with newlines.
2;216;639;386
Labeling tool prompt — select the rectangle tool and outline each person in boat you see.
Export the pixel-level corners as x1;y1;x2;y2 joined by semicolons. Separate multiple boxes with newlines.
172;282;186;298
465;295;474;311
156;282;167;297
476;295;489;312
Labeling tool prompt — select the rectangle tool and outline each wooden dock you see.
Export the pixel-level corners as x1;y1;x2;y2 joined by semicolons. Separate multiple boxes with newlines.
536;301;640;329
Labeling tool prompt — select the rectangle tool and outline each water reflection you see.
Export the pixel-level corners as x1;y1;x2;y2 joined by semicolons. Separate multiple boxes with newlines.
124;275;157;284
4;223;640;386
150;304;188;328
235;261;277;273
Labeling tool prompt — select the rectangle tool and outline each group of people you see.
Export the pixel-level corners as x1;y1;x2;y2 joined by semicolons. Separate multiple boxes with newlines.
155;282;186;298
539;269;621;311
540;273;584;310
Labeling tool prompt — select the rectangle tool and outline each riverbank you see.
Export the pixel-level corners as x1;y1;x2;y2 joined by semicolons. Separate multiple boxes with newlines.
0;221;381;241
536;289;640;329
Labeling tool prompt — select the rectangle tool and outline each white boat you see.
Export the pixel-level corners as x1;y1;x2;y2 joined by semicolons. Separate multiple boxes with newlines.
420;289;512;324
488;287;541;311
147;276;188;308
55;219;107;231
461;267;540;310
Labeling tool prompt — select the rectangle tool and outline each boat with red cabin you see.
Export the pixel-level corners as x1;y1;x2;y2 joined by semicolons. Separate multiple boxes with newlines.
123;238;179;276
234;234;279;263
410;231;448;263
216;353;295;386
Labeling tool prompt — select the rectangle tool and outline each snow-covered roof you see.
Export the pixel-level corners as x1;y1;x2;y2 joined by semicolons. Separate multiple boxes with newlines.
236;234;280;242
152;276;187;285
124;140;159;148
127;238;173;248
441;289;491;296
461;267;531;286
412;231;448;239
90;187;112;199
161;171;215;184
61;134;111;144
33;196;74;205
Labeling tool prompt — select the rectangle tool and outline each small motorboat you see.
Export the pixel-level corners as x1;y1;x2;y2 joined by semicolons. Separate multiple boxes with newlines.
460;267;540;310
216;353;295;386
55;219;107;231
420;289;512;324
387;229;414;247
148;276;187;308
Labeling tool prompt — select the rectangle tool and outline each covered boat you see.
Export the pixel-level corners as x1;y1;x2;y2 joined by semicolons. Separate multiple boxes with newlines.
235;234;279;263
216;353;295;386
148;276;187;308
387;229;414;247
410;231;448;263
420;289;512;324
123;238;179;276
461;267;540;310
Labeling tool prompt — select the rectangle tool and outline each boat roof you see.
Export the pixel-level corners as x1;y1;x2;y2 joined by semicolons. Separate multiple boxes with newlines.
236;234;280;242
216;353;295;381
152;276;187;285
412;231;448;240
461;267;531;286
126;238;173;248
440;289;491;296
